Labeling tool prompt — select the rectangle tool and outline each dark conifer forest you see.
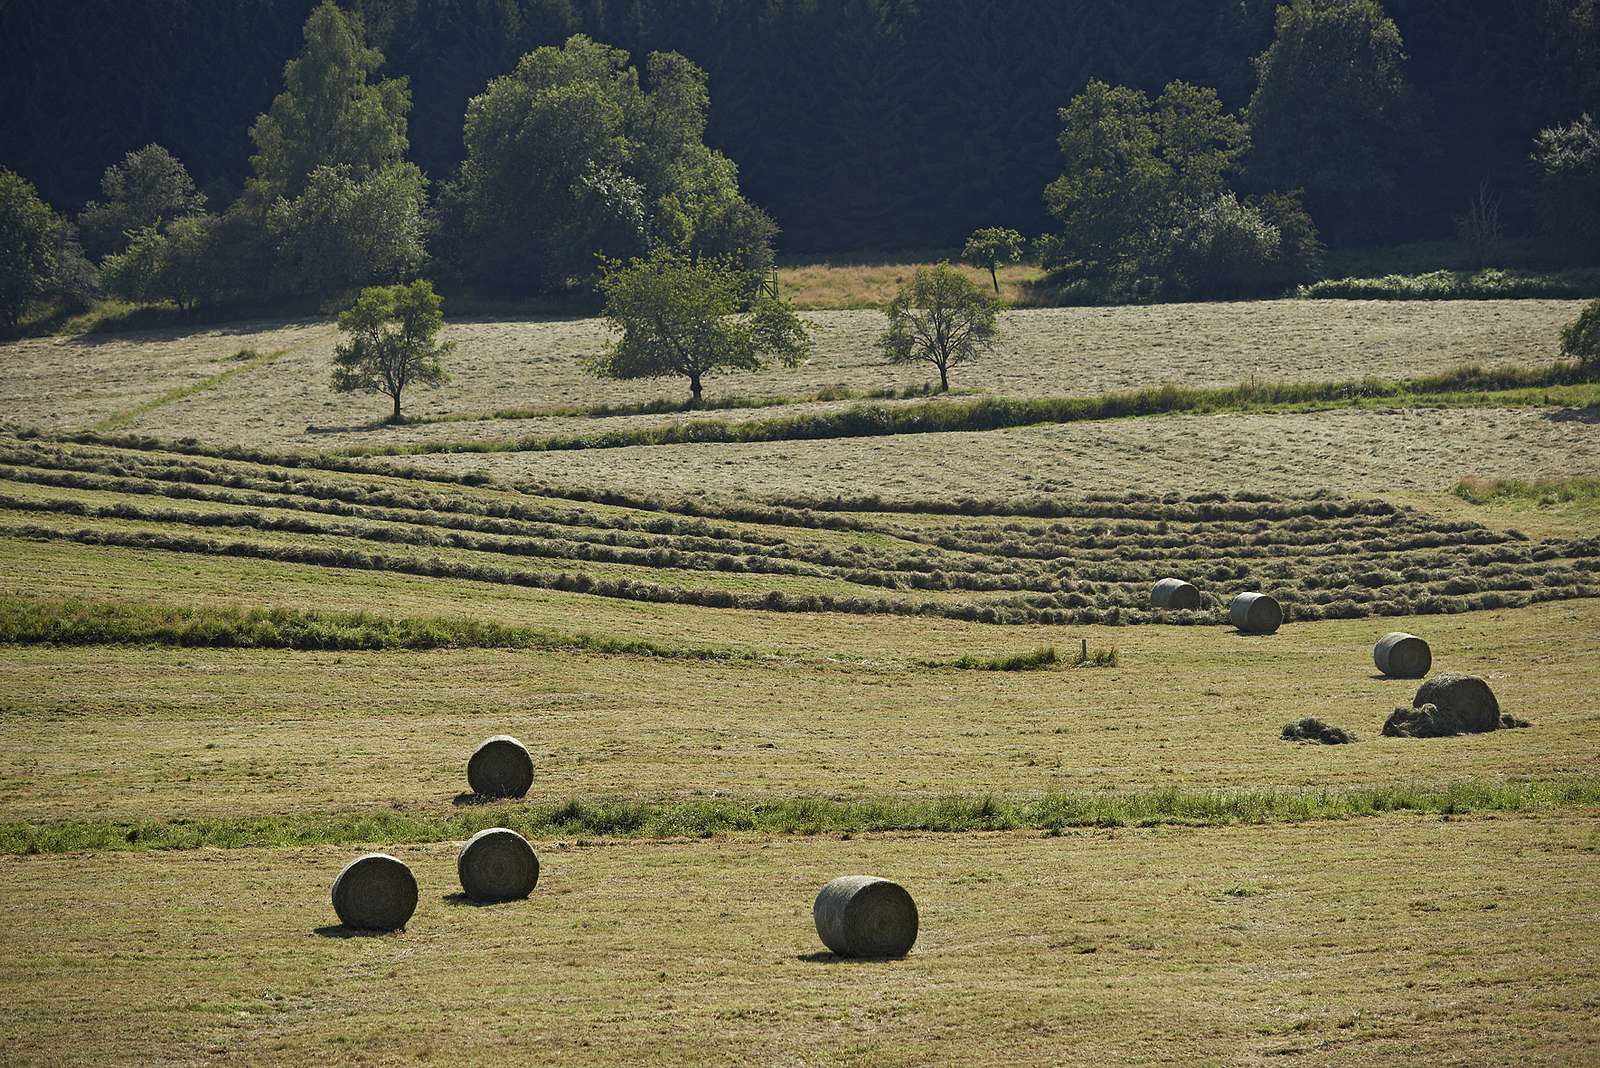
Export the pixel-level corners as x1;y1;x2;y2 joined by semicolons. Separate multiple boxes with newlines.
3;0;1595;252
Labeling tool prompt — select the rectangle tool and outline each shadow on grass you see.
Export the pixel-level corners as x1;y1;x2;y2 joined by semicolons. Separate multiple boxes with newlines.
442;892;530;908
312;924;401;939
1544;406;1600;424
451;792;499;808
795;951;908;965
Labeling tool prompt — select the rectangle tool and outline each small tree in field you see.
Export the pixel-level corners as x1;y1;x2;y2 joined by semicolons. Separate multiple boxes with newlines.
333;280;451;423
589;249;811;403
878;264;998;392
1561;299;1600;373
961;227;1025;293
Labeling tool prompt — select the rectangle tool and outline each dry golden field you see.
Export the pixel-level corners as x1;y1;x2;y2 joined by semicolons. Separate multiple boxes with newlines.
3;816;1595;1067
0;300;1584;449
1;294;1597;1067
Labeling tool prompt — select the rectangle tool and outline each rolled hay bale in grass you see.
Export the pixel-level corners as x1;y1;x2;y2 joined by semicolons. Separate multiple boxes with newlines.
813;875;918;958
468;735;534;798
1151;578;1200;610
331;853;418;931
1374;632;1431;678
457;827;540;902
1281;717;1355;744
1413;673;1500;733
1383;674;1504;738
1230;592;1282;635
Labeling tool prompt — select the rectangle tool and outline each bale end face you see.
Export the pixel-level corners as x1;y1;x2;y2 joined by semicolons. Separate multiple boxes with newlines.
813;875;918;958
1230;592;1282;635
1374;632;1431;678
468;735;534;799
331;853;418;931
1151;578;1201;610
457;827;540;902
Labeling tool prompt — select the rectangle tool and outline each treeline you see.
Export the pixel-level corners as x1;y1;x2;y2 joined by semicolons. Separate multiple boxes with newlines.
2;0;1596;254
3;0;1598;324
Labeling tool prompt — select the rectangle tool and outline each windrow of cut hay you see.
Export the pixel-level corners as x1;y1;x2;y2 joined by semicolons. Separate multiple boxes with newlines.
3;435;1599;626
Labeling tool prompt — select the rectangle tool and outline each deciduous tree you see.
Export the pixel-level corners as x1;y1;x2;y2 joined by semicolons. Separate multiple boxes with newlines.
248;0;410;200
961;227;1025;293
77;144;205;260
332;280;452;423
878;264;998;393
1246;0;1420;244
589;250;810;403
0;169;59;327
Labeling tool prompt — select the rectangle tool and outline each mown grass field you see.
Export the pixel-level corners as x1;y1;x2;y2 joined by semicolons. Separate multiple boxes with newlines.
0;295;1597;1066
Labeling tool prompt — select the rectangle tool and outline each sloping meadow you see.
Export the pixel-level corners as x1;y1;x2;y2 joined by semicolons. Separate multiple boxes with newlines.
1;432;1596;629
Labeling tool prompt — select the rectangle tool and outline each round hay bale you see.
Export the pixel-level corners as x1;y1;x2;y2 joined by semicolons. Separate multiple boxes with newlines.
331;853;417;931
468;735;534;798
813;875;918;958
1374;632;1431;678
1229;592;1282;635
457;827;540;902
1151;578;1200;610
1412;673;1499;733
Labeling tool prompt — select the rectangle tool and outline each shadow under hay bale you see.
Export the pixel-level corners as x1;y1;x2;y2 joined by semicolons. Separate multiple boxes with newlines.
331;853;418;931
457;827;540;902
1281;718;1356;744
468;735;534;799
1374;632;1432;678
813;875;918;958
1151;578;1200;610
1230;592;1282;635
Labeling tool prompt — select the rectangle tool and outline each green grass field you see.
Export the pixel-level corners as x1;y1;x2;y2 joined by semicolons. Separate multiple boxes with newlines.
1;297;1597;1066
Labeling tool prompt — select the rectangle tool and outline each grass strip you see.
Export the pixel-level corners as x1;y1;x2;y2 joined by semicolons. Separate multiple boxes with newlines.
93;346;294;433
404;382;952;426
4;779;1595;855
333;362;1597;457
1454;475;1600;507
1300;267;1600;300
939;645;1061;670
0;595;753;660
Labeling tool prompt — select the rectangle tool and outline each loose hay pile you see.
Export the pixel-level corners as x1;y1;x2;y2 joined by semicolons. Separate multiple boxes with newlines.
1281;718;1356;744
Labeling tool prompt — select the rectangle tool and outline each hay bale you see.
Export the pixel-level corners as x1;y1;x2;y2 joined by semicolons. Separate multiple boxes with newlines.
468;735;534;798
813;875;918;958
1413;673;1499;733
1281;717;1355;744
1230;592;1282;635
457;827;540;902
331;853;418;931
1374;632;1431;678
1151;578;1200;610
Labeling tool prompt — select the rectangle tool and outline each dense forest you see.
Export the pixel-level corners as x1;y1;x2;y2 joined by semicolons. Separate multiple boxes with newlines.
3;0;1596;252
